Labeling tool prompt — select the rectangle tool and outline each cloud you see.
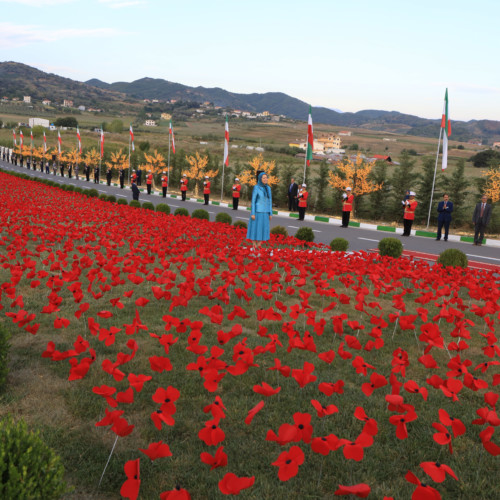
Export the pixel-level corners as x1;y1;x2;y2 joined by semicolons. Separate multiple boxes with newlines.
0;22;121;48
98;0;145;7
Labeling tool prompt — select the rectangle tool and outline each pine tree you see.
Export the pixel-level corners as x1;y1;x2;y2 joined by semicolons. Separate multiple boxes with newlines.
417;156;437;225
312;161;330;213
439;159;470;226
367;160;390;220
389;151;419;222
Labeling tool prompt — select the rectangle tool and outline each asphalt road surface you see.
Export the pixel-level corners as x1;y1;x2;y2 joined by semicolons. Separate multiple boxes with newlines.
2;159;499;267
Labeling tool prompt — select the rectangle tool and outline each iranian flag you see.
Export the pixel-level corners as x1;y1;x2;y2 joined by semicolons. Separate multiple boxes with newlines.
20;130;24;151
13;129;16;146
100;128;104;158
223;115;229;167
43;131;47;153
57;129;62;156
306;105;314;166
30;128;33;152
441;88;451;171
169;121;176;154
76;127;82;154
129;124;135;151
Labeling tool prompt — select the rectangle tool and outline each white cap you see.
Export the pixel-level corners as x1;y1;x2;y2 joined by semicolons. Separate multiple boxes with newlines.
183;174;187;176
205;176;209;178
302;183;306;187
235;178;239;181
163;171;166;174
346;187;352;191
409;191;416;196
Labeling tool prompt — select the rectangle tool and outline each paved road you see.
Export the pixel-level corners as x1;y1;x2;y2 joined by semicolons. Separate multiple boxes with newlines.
2;159;499;266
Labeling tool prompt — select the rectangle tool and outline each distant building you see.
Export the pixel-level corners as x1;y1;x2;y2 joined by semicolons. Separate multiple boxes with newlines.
161;113;172;120
339;130;352;136
145;120;157;127
23;96;31;103
317;135;341;149
78;105;86;111
62;99;74;107
289;139;325;153
493;142;500;148
42;99;51;105
29;118;49;128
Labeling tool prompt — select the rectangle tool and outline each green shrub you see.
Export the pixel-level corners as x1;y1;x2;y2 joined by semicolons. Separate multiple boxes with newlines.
129;200;141;208
295;226;315;243
0;416;67;499
107;195;116;203
74;187;83;193
141;201;155;211
117;198;128;205
330;237;349;252
215;212;232;224
192;208;209;220
270;226;288;237
0;323;10;392
99;194;108;201
156;203;171;214
437;248;468;268
234;220;247;230
59;184;68;191
174;208;189;217
65;185;74;192
87;189;99;198
378;237;403;258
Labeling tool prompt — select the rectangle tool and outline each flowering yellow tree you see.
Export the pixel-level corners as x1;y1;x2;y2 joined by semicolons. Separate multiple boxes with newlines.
85;148;100;168
183;151;218;196
483;168;500;203
239;154;279;187
106;149;128;172
63;148;79;165
328;154;382;202
142;150;166;175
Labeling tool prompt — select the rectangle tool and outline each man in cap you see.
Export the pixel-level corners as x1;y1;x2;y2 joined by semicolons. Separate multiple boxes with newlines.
297;183;308;221
161;171;168;198
341;187;354;228
146;170;153;195
232;177;241;210
180;174;188;201
402;191;418;236
203;176;211;205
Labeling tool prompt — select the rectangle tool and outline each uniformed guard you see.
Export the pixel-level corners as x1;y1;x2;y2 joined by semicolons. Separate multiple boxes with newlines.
161;171;168;198
341;187;354;228
402;191;418;236
146;170;153;194
297;183;308;221
232;177;241;210
203;176;211;205
180;174;188;201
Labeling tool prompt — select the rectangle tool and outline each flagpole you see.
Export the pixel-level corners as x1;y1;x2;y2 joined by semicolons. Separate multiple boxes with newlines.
128;133;131;185
426;127;443;229
167;134;171;195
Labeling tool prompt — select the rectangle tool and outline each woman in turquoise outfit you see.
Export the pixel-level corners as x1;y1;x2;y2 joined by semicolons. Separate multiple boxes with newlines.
247;172;272;249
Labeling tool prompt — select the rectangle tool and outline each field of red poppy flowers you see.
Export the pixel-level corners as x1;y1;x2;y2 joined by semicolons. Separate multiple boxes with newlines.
0;171;499;499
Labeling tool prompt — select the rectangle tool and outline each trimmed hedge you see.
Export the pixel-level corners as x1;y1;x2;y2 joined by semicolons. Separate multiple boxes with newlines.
378;237;403;258
174;208;189;217
0;416;67;499
192;209;210;220
437;248;468;268
129;200;141;208
87;189;99;198
330;237;349;252
141;201;155;211
156;203;171;214
234;220;247;230
117;198;128;205
99;194;108;201
215;212;232;224
270;226;288;237
295;227;315;243
107;195;116;203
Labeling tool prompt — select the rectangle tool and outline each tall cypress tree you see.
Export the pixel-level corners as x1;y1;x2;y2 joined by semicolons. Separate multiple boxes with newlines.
439;159;470;226
389;151;419;223
367;160;390;220
417;156;437;225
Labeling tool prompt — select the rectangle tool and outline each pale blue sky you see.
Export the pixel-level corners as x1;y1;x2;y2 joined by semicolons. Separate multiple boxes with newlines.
1;0;499;122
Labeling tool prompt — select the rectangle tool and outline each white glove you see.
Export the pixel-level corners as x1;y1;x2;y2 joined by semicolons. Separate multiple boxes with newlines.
342;193;347;199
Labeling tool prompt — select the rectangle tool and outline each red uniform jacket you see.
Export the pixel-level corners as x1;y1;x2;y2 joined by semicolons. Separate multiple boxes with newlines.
343;194;354;212
131;173;137;183
161;176;168;187
298;190;308;208
203;181;211;194
180;179;188;191
404;200;418;220
146;173;153;185
232;184;241;198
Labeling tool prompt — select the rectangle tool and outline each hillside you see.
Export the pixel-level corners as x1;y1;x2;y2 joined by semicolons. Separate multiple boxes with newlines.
2;61;500;142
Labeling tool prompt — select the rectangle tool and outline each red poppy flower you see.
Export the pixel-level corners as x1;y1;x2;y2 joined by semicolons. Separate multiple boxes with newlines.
353;407;378;436
200;446;228;470
361;372;388;396
218;472;255;495
151;408;175;430
341;432;373;461
404;380;428;401
318;349;335;364
292;412;314;444
127;373;152;392
245;400;265;425
253;382;281;397
203;396;227;420
319;380;345;396
267;358;291;377
334;483;371;497
439;378;463;402
120;459;140;500
198;418;225;446
140;441;172;461
266;423;298;446
311;399;338;418
337;342;353;360
405;470;441;500
149;355;173;373
152;386;180;415
93;385;117;407
159;486;191;499
271;445;305;481
479;427;500;456
420;462;458;483
389;408;418;440
310;434;342;455
291;362;317;388
419;354;440;369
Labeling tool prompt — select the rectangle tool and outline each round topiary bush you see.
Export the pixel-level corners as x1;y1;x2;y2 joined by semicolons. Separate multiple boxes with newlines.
65;185;74;192
378;237;403;258
270;226;288;237
295;226;315;243
74;187;83;193
192;208;209;220
99;194;108;201
141;201;155;211
87;189;99;198
0;323;10;393
215;212;232;225
437;248;468;268
117;198;128;205
174;207;189;217
330;237;349;252
129;200;141;208
234;220;247;230
156;203;171;215
107;195;116;203
0;416;67;499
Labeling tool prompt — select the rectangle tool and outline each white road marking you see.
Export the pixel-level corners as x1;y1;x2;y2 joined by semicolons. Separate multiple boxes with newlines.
358;237;380;242
466;254;500;262
116;194;127;197
312;230;321;233
288;226;299;229
236;217;247;220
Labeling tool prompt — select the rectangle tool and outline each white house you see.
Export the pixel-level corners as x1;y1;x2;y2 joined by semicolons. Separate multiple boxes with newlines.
29;118;50;128
23;96;31;103
145;120;157;127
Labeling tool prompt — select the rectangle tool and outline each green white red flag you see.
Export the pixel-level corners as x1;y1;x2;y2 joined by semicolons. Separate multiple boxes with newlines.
129;124;135;152
43;131;47;153
223;115;229;167
57;129;62;156
441;89;451;171
76;127;81;154
306;105;314;166
169;121;176;154
100;128;104;158
12;129;16;146
20;130;23;152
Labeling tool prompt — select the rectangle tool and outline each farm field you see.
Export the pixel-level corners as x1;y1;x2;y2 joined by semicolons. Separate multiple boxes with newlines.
0;170;498;499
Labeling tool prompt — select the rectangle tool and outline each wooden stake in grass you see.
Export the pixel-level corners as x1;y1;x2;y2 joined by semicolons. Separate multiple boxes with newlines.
98;435;119;488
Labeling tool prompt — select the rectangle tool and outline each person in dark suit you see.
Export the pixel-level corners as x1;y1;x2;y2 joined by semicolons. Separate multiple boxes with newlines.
132;181;140;201
288;178;298;211
436;193;453;241
472;194;492;246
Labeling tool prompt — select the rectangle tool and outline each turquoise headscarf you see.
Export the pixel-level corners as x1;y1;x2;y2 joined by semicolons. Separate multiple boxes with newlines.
257;172;271;198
